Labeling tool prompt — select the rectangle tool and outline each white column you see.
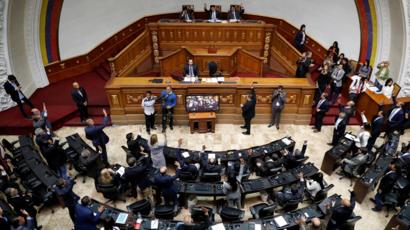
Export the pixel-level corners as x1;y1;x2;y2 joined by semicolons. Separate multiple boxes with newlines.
0;0;15;111
399;0;410;96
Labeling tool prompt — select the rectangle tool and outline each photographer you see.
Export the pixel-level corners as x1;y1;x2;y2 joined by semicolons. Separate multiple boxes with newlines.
269;86;287;130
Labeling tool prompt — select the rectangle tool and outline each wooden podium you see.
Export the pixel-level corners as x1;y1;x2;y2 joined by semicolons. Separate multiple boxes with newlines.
188;112;216;133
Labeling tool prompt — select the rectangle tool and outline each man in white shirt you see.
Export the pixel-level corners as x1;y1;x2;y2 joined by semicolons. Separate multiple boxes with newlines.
141;91;157;135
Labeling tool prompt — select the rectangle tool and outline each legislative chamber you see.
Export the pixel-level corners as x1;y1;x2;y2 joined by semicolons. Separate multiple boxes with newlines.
2;1;410;230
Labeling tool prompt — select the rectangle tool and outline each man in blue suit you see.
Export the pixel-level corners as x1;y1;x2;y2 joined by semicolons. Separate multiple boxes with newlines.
85;109;110;166
386;101;405;135
313;93;329;132
161;86;177;133
74;196;104;230
154;162;181;210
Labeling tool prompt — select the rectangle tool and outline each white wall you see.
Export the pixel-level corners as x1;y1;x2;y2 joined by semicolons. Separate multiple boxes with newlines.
59;0;360;60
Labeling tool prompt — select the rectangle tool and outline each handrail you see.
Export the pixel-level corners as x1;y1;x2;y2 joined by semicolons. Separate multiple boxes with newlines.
108;30;148;61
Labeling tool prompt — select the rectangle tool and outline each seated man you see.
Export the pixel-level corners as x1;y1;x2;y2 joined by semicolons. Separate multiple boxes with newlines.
305;172;325;198
298;203;332;230
176;139;200;179
183;59;199;81
180;5;194;21
79;149;102;179
227;156;250;182
176;207;212;230
339;148;369;177
204;3;220;21
154;162;181;210
227;4;244;21
328;191;356;229
203;157;222;174
270;173;305;206
255;159;269;177
96;168;121;187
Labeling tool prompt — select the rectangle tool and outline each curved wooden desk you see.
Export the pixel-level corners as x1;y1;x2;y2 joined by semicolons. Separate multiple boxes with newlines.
105;76;315;125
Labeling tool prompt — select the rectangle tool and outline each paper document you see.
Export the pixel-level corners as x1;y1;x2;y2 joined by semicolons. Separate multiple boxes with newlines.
211;223;226;230
208;153;216;160
217;77;225;82
151;219;159;229
281;138;291;145
116;166;125;176
344;133;356;140
115;213;128;224
254;224;261;230
182;151;190;158
274;216;288;227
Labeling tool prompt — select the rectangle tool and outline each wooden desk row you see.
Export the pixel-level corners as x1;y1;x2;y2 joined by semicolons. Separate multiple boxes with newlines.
105;77;316;125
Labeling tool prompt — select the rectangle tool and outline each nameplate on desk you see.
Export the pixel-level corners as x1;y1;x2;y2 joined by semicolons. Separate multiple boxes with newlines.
115;213;128;224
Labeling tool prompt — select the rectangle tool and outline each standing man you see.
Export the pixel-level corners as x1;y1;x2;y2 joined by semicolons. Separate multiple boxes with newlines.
366;110;384;151
54;178;78;224
71;82;89;122
329;112;347;146
241;84;256;135
294;24;306;52
329;64;345;104
141;91;157;135
74;196;104;230
3;75;35;118
154;162;181;211
180;5;194;21
161;86;177;133
227;4;244;21
269;85;286;129
386;101;405;135
85;109;110;166
370;164;399;212
313;93;329;133
183;59;199;81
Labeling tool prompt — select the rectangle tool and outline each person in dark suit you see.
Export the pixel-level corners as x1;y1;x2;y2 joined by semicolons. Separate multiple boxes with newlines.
370;163;399;212
386;101;405;135
74;196;104;230
283;141;307;170
327;191;356;230
269;86;287;129
180;5;194;21
270;172;305;206
85;109;110;166
203;157;222;174
204;3;220;21
154;162;181;210
3;75;34;118
227;4;244;21
71;82;89;122
294;24;306;52
183;59;199;78
329;112;347;146
35;131;68;179
123;157;149;198
54;178;79;224
6;187;39;229
126;133;142;160
241;85;256;135
208;61;218;77
366;110;384;151
313;93;329;132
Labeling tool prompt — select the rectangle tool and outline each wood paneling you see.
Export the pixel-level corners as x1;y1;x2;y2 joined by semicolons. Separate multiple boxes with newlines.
108;31;152;77
237;49;264;76
159;49;189;76
271;31;300;74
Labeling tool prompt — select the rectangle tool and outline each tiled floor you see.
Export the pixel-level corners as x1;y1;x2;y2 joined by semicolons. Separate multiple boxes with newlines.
2;123;409;230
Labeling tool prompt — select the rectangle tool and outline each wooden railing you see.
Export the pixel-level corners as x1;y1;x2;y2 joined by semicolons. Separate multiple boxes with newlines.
108;31;151;77
236;49;264;76
270;31;301;74
159;49;189;76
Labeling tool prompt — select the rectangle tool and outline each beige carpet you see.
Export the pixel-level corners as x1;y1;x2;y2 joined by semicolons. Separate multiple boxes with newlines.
2;123;408;230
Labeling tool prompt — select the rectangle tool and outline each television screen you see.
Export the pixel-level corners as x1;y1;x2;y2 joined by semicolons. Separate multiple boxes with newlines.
186;95;219;112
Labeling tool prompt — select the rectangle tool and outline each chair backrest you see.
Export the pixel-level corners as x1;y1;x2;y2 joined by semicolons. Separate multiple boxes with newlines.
259;204;276;218
340;215;361;229
200;172;221;182
282;199;300;212
127;198;151;216
96;183;120;200
220;207;244;222
393;83;401;98
179;171;197;182
154;205;175;220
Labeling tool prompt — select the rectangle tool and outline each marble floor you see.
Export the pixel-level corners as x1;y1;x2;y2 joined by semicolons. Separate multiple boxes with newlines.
2;123;409;230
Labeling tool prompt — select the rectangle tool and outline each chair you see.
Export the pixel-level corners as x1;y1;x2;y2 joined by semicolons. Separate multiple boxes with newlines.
208;61;217;77
281;199;301;212
220;206;244;222
295;156;309;163
267;166;282;176
191;206;215;223
127;198;152;217
154;205;176;220
338;215;362;230
250;203;276;219
312;184;334;203
200;172;221;183
179;170;198;182
95;183;126;205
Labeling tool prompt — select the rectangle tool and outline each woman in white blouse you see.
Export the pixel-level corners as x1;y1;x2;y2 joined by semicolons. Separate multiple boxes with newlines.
380;78;394;99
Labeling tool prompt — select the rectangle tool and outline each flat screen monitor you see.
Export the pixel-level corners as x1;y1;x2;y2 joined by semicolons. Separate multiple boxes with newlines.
186;95;219;112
